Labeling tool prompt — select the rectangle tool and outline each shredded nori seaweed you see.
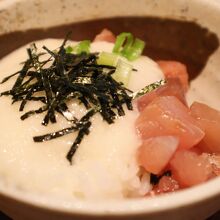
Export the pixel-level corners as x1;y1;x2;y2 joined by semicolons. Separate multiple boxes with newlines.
0;35;164;163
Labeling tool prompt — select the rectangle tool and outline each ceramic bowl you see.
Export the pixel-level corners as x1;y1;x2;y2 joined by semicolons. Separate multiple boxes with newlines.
0;0;220;219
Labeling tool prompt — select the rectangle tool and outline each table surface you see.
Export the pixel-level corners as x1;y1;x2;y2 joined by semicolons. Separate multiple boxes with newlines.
0;211;220;220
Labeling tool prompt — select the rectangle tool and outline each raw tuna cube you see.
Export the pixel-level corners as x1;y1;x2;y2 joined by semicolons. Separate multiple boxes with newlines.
93;29;116;43
190;102;220;153
170;150;212;187
157;60;189;92
138;136;179;174
157;175;179;193
137;78;187;112
136;96;205;149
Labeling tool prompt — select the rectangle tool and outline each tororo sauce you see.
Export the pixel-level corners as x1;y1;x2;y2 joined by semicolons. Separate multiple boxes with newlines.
0;40;163;199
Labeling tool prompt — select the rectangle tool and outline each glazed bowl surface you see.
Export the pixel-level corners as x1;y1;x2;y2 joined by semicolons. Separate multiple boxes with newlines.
0;0;220;219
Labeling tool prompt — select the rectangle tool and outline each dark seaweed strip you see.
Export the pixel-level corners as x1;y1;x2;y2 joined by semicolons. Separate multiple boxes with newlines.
33;125;78;142
20;105;48;120
42;46;59;73
79;96;91;109
35;109;95;162
42;100;56;125
57;107;77;122
12;82;42;103
32;97;46;102
109;77;133;111
42;98;64;125
20;75;36;88
85;64;116;70
106;76;125;116
98;98;115;124
56;55;67;78
11;96;46;103
42;83;72;125
122;95;133;111
0;71;20;84
42;46;56;58
58;32;71;55
66;121;91;163
26;71;37;76
87;87;110;103
30;47;57;125
11;83;42;104
19;86;38;111
11;59;31;90
24;96;46;103
65;53;90;72
79;108;96;123
0;90;12;96
40;70;53;104
42;48;70;125
40;70;56;124
18;70;41;111
110;91;125;116
68;84;100;106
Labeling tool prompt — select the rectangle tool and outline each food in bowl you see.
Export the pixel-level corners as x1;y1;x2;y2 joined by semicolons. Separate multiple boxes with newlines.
0;27;220;201
0;31;163;200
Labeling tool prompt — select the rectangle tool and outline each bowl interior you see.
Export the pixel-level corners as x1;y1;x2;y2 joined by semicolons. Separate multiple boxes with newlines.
0;0;220;218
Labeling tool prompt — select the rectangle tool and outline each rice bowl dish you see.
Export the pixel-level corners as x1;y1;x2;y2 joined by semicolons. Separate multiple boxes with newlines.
0;38;164;200
0;1;220;220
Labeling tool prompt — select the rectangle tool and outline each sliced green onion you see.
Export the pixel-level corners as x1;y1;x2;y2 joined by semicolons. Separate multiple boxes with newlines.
97;52;122;67
113;33;134;54
113;32;145;61
66;40;91;54
122;38;145;61
112;59;133;86
97;52;132;86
